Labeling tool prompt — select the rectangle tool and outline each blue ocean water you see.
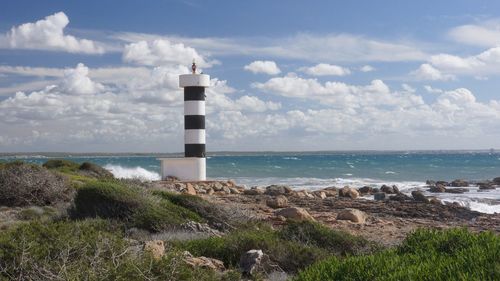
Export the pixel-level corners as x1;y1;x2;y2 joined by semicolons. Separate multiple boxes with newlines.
2;151;499;213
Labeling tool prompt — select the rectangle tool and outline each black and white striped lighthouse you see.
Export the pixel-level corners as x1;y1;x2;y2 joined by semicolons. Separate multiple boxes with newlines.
159;62;210;181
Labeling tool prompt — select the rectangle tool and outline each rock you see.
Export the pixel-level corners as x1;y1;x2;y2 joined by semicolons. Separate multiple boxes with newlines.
314;191;327;199
222;186;231;194
372;187;380;193
411;191;429;203
144;240;165;260
229;187;241;194
478;181;495;190
374;192;386;201
494;177;500;185
207;188;215;195
429;184;446;193
164;175;179;182
428;197;441;204
265;185;293;196
322;189;338;197
243;187;264;195
181;221;223;237
337;208;367;223
392;185;400;194
426;180;436;186
227;180;236;187
295;190;307;198
174;183;184;190
380;185;396;194
213;182;223;191
358;186;373;194
266;195;288;209
183;251;225;272
436;181;449;186
445;188;469;194
339;187;359;199
389;193;412;202
451;179;469;187
239;250;279;276
184;183;197;195
275;207;314;221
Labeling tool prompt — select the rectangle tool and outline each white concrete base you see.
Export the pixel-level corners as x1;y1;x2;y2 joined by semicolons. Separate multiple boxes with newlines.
158;157;206;181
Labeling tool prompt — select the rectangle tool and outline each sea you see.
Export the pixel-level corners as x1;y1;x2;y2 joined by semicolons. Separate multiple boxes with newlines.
1;151;499;214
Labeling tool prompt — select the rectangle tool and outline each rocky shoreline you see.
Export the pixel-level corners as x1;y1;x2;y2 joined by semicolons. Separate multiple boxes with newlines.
152;178;500;246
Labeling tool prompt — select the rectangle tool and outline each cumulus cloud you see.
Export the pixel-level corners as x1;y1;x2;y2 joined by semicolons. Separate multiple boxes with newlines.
2;12;104;54
123;39;215;67
448;20;500;47
244;60;281;75
411;63;455;81
360;65;375;72
300;63;350;76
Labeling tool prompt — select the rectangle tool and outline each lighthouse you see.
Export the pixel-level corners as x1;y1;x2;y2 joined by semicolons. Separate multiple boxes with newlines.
159;62;209;181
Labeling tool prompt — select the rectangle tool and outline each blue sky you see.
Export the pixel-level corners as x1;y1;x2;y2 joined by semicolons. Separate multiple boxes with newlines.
1;0;500;152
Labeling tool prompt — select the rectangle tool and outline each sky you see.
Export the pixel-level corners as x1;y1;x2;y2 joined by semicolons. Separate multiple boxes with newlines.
1;0;500;152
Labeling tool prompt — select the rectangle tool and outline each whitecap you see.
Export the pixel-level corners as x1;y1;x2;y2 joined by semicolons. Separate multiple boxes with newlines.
104;164;160;181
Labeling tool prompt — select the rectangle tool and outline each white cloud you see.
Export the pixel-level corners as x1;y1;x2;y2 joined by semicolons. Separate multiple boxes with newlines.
360;65;375;72
2;12;104;54
448;20;500;47
411;63;455;81
123;39;215;67
244;60;281;75
300;63;350;76
423;85;444;94
61;63;105;95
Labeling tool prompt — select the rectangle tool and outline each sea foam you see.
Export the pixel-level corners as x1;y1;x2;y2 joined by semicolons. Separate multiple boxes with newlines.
104;164;160;181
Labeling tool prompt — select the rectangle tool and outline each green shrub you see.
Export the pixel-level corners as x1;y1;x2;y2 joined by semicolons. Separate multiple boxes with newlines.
280;220;379;256
0;161;74;206
43;159;80;171
0;219;239;280
295;228;500;281
177;224;329;273
73;181;202;231
79;162;114;179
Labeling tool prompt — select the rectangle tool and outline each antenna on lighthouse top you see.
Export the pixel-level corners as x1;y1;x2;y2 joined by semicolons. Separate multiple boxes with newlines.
191;59;197;74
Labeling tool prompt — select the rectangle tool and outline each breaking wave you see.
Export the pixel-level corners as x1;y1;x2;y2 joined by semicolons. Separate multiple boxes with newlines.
104;164;160;181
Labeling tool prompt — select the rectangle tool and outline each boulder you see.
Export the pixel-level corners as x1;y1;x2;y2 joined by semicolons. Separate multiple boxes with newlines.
239;250;279;276
380;185;396;194
265;185;293;196
144;240;165;260
314;191;327;199
445;188;469;194
229;187;241;194
266;195;289;209
389;193;412;202
374;192;386;201
411;191;429;203
429;184;446;193
213;182;224;191
337;208;367;223
322;189;338;197
185;183;197;195
339;187;359;199
358;186;373;194
183;251;225;272
428;197;441;204
222;186;231;194
244;187;264;195
426;180;436;186
478;181;495;190
450;179;469;187
494;177;500;185
436;181;449;186
274;207;314;221
164;175;179;182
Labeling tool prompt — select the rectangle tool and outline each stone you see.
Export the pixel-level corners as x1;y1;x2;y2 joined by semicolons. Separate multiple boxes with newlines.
275;207;314;221
144;240;165;260
239;250;279;276
358;186;373;194
337;208;367;223
494;177;500;185
445;188;469;194
243;187;264;195
315;191;327;199
181;221;223;237
339;187;359;199
165;175;179;182
265;185;293;196
392;185;400;194
185;183;197;195
478;181;496;190
374;192;386;201
227;180;236;187
183;251;225;272
450;179;469;187
213;182;224;191
380;185;395;194
266;195;288;209
322;189;338;197
174;183;184;190
229;187;241;194
389;193;412;202
436;181;449;186
295;190;307;198
222;186;231;194
428;197;441;204
411;190;429;203
207;188;215;195
426;180;436;186
429;184;446;193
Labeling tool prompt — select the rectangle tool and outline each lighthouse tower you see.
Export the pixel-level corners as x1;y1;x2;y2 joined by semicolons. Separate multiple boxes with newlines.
159;62;209;181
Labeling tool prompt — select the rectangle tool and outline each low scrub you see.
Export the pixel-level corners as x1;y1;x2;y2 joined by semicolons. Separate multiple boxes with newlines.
0;161;74;207
296;228;500;281
43;159;114;180
0;219;239;280
177;224;329;273
72;181;202;231
280;220;379;256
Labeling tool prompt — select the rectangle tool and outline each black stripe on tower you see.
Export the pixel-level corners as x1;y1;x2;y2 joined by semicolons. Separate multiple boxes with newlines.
185;115;205;129
184;87;205;101
185;144;206;157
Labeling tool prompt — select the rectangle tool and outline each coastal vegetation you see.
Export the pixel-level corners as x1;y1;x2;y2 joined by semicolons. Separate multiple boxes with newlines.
0;160;498;280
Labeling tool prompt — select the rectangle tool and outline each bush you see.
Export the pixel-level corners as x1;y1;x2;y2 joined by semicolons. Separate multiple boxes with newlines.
42;159;80;171
279;220;379;256
72;181;202;231
155;191;257;231
295;228;500;281
0;219;239;280
177;224;329;273
79;162;114;179
0;161;74;207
